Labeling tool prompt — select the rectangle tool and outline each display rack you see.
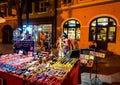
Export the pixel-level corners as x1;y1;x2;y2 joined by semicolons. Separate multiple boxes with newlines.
80;48;94;85
90;49;105;85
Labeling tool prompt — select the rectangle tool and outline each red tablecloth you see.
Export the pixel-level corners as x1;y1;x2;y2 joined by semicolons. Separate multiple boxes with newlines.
0;70;25;85
61;60;81;85
0;61;81;85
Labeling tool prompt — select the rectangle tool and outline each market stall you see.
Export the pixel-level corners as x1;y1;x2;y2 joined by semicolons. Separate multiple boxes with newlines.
0;54;81;85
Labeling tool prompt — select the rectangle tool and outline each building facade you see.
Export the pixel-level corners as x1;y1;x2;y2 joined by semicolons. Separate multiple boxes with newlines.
56;0;120;55
0;0;120;55
0;0;56;45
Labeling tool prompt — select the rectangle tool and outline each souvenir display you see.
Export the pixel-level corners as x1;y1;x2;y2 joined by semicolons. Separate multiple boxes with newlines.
80;54;94;67
0;54;79;85
89;51;105;58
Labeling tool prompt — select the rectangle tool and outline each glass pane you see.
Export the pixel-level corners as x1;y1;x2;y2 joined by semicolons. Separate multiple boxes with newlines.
110;19;116;25
76;28;80;40
76;21;79;24
91;20;96;26
97;27;107;41
68;20;76;27
64;28;67;34
63;19;80;40
35;1;40;12
97;18;108;26
90;27;96;40
108;27;115;41
68;28;75;39
35;1;46;12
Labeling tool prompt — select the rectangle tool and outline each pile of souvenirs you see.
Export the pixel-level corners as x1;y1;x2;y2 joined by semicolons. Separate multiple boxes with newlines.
0;53;78;84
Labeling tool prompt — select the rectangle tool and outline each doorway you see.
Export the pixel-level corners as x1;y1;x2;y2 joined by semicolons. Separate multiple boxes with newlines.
89;16;116;51
2;25;13;44
96;26;108;50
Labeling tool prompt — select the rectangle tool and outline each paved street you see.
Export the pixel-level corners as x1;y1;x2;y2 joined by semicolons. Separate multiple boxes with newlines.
0;44;13;54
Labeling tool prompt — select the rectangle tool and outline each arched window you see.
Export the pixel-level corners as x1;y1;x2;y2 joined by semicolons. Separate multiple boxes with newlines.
89;16;116;42
63;19;80;40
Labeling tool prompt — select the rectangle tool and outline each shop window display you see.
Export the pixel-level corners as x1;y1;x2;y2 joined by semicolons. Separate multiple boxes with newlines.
13;24;52;55
13;25;34;55
37;24;52;51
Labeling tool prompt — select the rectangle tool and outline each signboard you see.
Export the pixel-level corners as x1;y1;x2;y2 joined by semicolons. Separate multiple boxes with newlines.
89;51;105;58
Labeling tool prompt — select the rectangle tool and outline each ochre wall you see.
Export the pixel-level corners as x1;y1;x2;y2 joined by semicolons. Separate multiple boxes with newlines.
57;2;120;55
0;19;17;43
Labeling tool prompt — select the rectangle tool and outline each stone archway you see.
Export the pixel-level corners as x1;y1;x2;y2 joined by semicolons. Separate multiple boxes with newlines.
2;25;13;44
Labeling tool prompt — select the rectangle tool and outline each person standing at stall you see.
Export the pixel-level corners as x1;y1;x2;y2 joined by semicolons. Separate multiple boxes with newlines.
56;32;73;58
56;34;64;57
62;32;73;58
39;31;46;51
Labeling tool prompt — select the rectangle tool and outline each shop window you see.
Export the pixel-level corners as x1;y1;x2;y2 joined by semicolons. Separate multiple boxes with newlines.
89;16;116;42
0;4;7;17
63;0;72;4
35;0;47;12
63;19;80;40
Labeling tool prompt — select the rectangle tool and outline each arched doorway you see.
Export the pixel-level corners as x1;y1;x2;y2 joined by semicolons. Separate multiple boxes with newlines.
89;16;117;50
2;25;13;44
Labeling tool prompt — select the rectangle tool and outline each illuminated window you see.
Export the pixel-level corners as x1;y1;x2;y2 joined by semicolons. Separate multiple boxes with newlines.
89;16;116;42
63;19;80;40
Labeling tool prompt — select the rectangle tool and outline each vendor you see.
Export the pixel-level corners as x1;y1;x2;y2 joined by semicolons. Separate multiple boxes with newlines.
39;31;46;51
57;32;73;58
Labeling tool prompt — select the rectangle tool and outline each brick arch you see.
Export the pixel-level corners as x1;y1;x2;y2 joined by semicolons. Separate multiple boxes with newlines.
88;14;118;26
88;15;117;50
61;18;81;29
2;25;13;44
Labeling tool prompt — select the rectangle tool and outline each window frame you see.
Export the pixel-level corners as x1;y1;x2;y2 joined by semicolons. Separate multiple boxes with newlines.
34;0;47;13
63;19;80;40
89;16;117;43
63;0;72;5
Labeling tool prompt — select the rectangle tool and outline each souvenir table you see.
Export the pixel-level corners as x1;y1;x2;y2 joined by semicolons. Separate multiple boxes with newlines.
0;54;81;85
